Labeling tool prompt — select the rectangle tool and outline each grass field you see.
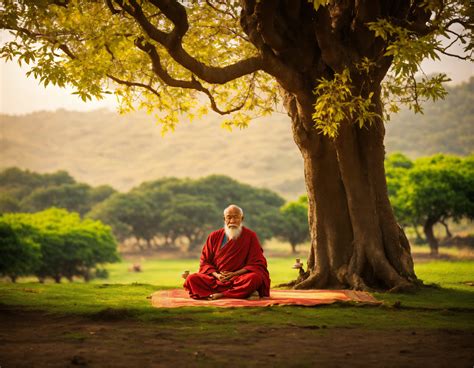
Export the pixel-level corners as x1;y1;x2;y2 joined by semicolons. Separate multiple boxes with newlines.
1;256;473;330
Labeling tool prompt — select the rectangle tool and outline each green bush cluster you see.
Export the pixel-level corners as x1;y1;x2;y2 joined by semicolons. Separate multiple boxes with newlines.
0;208;120;283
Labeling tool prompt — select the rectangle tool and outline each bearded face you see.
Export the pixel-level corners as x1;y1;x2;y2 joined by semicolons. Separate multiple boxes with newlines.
225;222;243;239
223;206;244;239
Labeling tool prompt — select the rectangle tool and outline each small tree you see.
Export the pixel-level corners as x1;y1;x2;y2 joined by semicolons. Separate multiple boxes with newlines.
397;155;474;255
278;196;310;254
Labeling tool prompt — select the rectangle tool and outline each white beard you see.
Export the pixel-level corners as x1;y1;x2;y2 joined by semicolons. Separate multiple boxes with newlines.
224;223;243;240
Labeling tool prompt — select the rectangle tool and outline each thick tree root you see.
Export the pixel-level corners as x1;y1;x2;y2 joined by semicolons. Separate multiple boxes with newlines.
291;262;419;292
293;272;329;289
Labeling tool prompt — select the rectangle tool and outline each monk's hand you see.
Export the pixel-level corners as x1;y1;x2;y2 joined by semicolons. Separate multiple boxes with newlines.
221;271;237;281
213;273;228;282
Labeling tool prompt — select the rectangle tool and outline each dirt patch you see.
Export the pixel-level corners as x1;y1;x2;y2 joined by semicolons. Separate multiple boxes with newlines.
0;306;473;368
88;308;138;322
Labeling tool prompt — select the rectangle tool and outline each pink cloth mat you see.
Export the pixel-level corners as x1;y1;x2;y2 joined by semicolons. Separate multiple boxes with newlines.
150;289;380;308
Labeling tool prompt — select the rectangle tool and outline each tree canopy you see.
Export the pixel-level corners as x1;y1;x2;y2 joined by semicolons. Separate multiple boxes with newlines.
386;153;474;254
1;1;470;131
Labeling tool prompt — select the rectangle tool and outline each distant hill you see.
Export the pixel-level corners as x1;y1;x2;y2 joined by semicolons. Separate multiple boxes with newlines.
1;78;472;199
384;78;473;157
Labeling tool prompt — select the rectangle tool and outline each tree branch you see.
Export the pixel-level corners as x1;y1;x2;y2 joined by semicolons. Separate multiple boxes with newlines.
1;24;77;59
435;48;472;60
313;6;347;71
136;39;248;115
105;0;121;15
107;74;161;98
112;0;264;85
204;0;238;20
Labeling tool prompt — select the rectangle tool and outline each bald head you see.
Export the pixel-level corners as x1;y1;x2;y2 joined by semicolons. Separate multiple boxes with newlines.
223;204;244;217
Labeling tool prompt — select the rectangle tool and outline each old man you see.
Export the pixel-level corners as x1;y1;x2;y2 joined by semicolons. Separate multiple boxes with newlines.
183;204;270;300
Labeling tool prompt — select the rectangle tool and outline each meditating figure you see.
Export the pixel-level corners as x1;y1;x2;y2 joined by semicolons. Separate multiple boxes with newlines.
184;204;270;300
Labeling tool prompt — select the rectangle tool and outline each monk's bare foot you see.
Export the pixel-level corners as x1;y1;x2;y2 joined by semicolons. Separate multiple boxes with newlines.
208;293;224;300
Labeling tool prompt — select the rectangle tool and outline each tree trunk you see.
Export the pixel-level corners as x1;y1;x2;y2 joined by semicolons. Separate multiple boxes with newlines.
290;242;297;254
413;224;425;244
283;90;417;291
83;268;91;282
423;218;439;256
54;275;61;283
440;219;452;239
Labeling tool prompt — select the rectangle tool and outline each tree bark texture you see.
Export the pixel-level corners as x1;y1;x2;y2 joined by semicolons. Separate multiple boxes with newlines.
241;0;420;291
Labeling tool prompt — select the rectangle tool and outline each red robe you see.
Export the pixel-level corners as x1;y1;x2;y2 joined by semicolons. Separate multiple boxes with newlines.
184;227;271;299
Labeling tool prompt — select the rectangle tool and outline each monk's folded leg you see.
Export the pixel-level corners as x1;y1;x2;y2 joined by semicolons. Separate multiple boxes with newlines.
183;273;217;299
222;272;264;299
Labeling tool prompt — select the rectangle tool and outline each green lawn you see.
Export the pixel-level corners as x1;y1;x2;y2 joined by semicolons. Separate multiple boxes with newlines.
0;257;473;331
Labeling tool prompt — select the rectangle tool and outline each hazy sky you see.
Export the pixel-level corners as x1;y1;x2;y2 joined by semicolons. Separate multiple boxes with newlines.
0;32;472;115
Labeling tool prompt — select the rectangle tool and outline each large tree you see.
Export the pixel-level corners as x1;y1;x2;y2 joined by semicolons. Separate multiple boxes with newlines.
1;0;471;290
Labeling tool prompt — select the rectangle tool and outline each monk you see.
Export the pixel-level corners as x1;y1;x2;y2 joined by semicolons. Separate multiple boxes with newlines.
183;204;271;300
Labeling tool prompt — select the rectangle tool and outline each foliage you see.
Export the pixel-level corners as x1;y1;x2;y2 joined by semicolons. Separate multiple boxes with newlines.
386;153;474;249
89;185;117;204
2;1;469;134
312;68;378;138
385;153;415;227
1;208;120;282
0;167;74;200
161;195;220;250
0;195;21;214
88;191;158;243
277;195;310;253
21;183;92;215
0;0;278;132
88;175;285;250
367;0;470;119
0;167;116;215
0;220;41;282
400;155;474;222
